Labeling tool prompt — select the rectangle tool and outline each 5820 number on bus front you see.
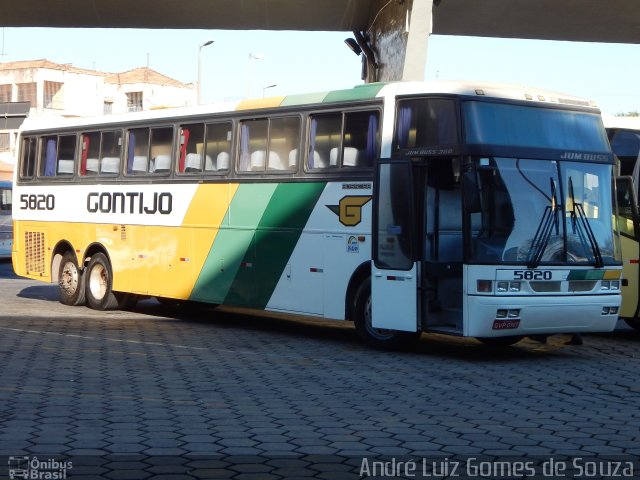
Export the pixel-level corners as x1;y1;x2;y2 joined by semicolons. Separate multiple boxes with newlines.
513;270;553;281
19;194;55;211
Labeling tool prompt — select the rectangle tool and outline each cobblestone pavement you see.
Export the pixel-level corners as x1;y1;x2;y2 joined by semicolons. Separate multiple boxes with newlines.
1;260;639;479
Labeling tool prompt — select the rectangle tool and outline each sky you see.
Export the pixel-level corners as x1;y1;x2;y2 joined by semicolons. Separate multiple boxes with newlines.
1;27;639;115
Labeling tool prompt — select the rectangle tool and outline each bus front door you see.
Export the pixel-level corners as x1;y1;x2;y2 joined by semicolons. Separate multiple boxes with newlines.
371;159;419;332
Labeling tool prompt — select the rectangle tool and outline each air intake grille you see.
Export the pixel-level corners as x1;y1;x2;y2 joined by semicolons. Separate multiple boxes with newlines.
25;231;45;275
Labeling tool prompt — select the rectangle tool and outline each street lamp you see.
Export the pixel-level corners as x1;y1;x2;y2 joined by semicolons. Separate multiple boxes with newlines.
197;39;214;105
262;84;277;97
247;53;264;97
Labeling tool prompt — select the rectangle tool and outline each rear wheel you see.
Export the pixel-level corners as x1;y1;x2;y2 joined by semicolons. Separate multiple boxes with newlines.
352;278;420;349
85;253;119;310
58;252;85;306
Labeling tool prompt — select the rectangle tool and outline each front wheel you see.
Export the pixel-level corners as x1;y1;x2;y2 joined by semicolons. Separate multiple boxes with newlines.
85;253;119;310
623;317;640;331
58;252;85;306
352;278;420;349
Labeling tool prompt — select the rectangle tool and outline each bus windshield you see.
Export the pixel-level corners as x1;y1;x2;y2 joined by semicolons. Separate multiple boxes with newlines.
468;157;620;266
464;101;610;153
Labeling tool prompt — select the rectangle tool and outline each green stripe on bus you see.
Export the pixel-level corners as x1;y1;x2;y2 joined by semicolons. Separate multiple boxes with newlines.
322;83;387;103
190;183;278;303
224;182;327;308
280;92;329;107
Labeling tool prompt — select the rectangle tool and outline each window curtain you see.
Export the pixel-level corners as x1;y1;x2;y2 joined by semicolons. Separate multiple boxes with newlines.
127;132;135;173
80;135;89;176
44;138;57;177
397;106;413;148
308;118;317;168
365;113;379;167
178;128;190;173
240;124;250;171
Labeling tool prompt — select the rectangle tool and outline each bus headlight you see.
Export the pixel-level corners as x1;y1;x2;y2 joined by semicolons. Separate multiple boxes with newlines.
601;281;610;290
497;281;508;292
611;281;620;291
509;282;521;292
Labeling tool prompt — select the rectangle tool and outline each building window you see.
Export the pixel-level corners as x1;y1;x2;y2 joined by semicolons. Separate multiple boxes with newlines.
0;85;11;103
44;81;64;109
16;82;37;106
103;101;113;115
126;92;143;112
0;133;9;152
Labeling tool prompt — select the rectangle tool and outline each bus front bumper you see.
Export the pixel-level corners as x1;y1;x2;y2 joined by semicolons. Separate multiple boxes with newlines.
465;293;621;338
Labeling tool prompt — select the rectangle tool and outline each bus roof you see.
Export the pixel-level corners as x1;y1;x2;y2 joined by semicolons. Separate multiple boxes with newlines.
19;80;600;132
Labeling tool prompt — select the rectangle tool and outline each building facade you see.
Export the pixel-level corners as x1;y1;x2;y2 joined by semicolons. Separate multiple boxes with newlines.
0;59;195;168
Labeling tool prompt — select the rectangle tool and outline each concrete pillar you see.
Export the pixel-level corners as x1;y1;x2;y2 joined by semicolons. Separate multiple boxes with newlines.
366;0;432;82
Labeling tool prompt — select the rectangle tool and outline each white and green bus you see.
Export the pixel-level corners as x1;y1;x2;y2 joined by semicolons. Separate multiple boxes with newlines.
13;81;622;348
605;115;640;330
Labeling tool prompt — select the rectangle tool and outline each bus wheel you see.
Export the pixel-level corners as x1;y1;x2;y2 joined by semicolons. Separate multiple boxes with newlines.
477;336;523;347
58;252;86;306
85;253;119;310
353;278;420;350
623;317;640;331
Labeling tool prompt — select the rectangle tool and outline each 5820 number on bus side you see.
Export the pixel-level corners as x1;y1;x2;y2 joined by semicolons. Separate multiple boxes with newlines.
20;194;55;211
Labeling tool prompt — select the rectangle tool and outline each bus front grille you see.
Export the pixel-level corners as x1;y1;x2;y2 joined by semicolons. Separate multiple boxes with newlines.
24;231;45;275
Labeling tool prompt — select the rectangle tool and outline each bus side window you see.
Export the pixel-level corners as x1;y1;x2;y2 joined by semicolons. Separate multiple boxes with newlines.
80;132;100;176
205;122;232;173
149;127;173;174
179;123;205;173
239;119;268;172
127;128;150;174
308;113;340;169
20;137;37;179
268;116;299;171
343;110;378;168
99;131;122;175
39;135;76;177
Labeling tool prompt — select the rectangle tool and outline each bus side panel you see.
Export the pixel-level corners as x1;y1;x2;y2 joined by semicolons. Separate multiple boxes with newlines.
13;222;50;281
224;182;326;309
147;226;194;299
190;184;277;304
620;234;640;319
265;182;373;319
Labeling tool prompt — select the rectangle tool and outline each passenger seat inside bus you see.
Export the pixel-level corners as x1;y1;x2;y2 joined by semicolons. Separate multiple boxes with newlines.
153;154;171;173
100;157;120;174
132;155;148;173
85;158;99;174
57;159;74;175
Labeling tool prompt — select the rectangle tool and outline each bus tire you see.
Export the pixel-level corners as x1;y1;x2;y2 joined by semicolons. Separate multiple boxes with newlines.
85;253;119;311
477;336;523;347
352;277;420;350
58;252;86;306
623;317;640;331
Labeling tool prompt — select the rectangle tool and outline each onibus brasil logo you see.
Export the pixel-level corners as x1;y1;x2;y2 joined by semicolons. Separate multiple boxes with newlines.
7;456;72;479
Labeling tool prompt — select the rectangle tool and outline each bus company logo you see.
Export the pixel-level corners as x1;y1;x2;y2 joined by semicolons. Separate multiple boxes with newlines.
347;235;360;253
327;195;371;227
7;456;72;479
86;191;173;215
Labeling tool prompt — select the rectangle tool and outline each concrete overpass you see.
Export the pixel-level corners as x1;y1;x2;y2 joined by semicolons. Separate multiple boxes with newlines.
3;0;640;82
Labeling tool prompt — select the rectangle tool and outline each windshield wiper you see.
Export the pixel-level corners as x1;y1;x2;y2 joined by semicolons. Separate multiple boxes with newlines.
568;177;604;268
527;178;561;268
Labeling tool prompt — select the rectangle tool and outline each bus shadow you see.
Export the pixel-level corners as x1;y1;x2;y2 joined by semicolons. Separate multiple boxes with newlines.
131;299;566;360
16;284;59;302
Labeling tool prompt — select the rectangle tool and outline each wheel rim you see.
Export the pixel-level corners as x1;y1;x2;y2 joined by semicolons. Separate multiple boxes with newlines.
88;263;108;301
60;261;79;295
363;294;395;341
